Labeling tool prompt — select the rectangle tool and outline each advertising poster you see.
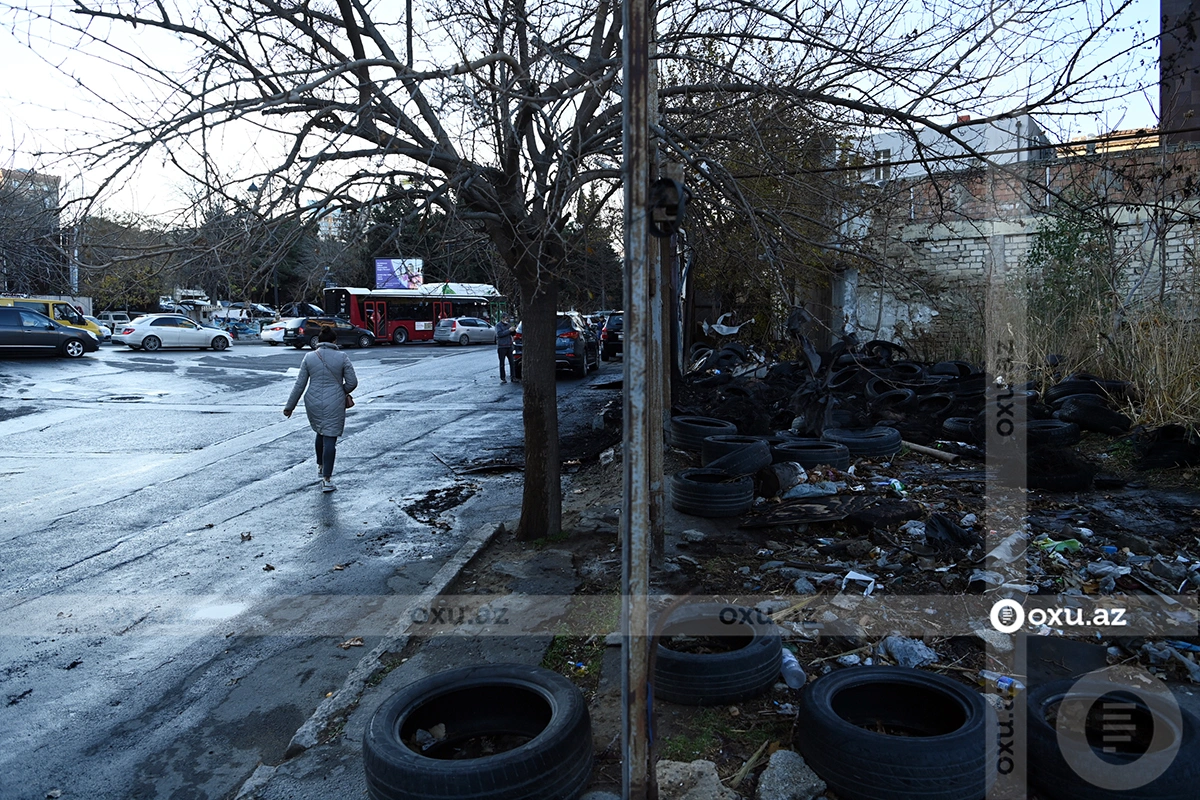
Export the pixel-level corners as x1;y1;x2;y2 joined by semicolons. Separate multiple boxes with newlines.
374;258;424;290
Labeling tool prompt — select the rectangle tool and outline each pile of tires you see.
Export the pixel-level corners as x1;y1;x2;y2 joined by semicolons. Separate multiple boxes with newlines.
796;667;993;800
770;439;852;470
669;468;754;517
668;415;738;452
654;603;783;706
821;426;903;459
363;664;593;800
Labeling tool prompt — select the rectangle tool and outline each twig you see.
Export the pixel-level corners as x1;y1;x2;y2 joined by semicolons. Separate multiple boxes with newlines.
725;738;771;789
431;452;459;476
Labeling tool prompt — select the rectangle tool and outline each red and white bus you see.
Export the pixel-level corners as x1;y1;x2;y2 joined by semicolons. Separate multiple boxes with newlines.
323;286;507;344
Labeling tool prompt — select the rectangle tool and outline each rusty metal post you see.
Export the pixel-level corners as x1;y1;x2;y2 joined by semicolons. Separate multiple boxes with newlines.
621;0;653;794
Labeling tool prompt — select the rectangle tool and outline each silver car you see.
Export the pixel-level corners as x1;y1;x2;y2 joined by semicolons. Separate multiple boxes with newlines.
433;316;498;346
113;314;234;351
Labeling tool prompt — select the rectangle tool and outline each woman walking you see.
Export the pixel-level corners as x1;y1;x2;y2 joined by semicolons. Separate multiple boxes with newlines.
283;325;358;492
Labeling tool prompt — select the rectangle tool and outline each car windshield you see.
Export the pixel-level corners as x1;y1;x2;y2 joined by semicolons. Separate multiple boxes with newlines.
556;316;575;332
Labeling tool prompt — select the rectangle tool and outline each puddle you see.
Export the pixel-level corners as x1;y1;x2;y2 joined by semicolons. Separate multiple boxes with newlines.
191;601;247;621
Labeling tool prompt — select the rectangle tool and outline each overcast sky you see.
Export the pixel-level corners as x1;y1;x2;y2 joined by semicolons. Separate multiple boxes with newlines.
0;0;1163;219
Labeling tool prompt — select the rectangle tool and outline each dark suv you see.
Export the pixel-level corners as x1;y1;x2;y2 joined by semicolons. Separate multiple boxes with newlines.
284;317;376;349
512;312;600;379
600;312;623;360
0;307;100;358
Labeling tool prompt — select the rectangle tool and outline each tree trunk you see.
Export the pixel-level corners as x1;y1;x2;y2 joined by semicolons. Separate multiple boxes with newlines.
516;268;561;541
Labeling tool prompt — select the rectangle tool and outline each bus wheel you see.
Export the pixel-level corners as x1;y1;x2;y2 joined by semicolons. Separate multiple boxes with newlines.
392;327;409;345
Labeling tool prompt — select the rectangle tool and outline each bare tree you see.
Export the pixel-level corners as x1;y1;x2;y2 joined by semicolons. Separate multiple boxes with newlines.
2;0;1147;537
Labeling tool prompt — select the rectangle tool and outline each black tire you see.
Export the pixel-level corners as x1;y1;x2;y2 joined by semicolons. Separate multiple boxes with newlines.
358;334;374;349
211;337;229;351
1028;419;1081;446
1025;678;1200;800
916;393;956;415
292;343;305;349
141;335;161;352
392;327;409;345
872;388;917;412
887;361;927;381
771;440;852;470
459;334;470;346
654;603;783;706
797;666;993;800
1054;398;1132;435
669;416;739;452
821;426;903;458
700;435;769;466
363;664;592;800
1045;379;1106;407
61;335;87;357
704;440;773;476
941;417;976;442
669;469;753;517
930;360;976;378
308;334;320;349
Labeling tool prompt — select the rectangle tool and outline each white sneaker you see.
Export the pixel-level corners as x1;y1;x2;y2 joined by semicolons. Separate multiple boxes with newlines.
322;479;336;493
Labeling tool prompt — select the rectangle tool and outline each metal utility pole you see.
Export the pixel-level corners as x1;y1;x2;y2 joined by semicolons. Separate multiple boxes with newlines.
621;0;653;794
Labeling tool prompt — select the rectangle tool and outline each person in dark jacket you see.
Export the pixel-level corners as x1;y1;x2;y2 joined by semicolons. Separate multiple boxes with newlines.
495;315;516;383
283;326;358;492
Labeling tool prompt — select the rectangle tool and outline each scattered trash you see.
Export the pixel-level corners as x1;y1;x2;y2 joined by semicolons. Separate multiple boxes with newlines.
1037;538;1082;554
338;637;364;649
977;670;1025;697
780;649;807;689
841;570;876;597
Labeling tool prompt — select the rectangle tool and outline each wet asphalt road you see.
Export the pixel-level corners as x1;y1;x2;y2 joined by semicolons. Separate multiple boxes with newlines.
0;340;614;799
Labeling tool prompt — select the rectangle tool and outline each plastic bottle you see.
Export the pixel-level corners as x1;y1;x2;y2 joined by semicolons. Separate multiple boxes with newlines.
978;670;1025;697
780;649;807;689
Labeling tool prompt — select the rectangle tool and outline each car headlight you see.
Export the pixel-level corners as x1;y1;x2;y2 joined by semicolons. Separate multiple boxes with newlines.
84;330;98;340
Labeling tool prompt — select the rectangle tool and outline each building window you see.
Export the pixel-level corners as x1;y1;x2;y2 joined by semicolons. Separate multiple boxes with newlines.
873;149;892;182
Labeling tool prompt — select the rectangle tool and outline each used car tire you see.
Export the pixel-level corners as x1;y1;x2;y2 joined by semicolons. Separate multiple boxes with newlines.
1028;419;1081;446
1025;677;1200;800
797;666;993;800
392;327;409;345
770;440;851;470
211;337;229;351
62;338;86;358
821;427;903;458
941;417;976;442
669;469;753;517
669;416;739;452
872;388;917;412
362;663;592;800
1053;397;1132;435
704;440;773;476
141;335;162;352
654;603;783;706
701;435;769;466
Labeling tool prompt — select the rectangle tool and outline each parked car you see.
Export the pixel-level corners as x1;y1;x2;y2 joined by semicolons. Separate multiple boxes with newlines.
600;312;623;360
260;318;294;346
113;314;234;351
283;317;376;349
84;315;113;342
511;312;600;379
96;310;133;330
433;316;498;346
0;307;100;358
277;302;324;318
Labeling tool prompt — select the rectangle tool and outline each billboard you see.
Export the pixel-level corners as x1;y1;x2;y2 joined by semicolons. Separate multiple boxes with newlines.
374;258;424;290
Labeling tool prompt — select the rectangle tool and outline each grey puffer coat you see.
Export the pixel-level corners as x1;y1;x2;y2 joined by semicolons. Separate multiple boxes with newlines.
284;343;359;437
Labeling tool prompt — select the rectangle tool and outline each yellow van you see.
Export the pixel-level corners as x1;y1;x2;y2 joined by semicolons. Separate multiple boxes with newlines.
0;297;105;338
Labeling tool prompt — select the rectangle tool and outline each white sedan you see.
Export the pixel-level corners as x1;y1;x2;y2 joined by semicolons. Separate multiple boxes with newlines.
260;318;296;346
113;314;234;351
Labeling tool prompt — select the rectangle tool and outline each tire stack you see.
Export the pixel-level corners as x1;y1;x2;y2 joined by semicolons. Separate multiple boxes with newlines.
820;426;903;459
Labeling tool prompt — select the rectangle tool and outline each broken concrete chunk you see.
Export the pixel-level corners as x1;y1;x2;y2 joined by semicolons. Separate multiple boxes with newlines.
656;759;740;800
755;749;827;800
882;634;939;669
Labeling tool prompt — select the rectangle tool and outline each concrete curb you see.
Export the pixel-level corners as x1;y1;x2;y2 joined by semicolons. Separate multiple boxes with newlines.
234;520;500;797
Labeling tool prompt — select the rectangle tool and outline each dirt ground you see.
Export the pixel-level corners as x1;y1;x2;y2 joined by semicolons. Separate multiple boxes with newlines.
433;407;1200;797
